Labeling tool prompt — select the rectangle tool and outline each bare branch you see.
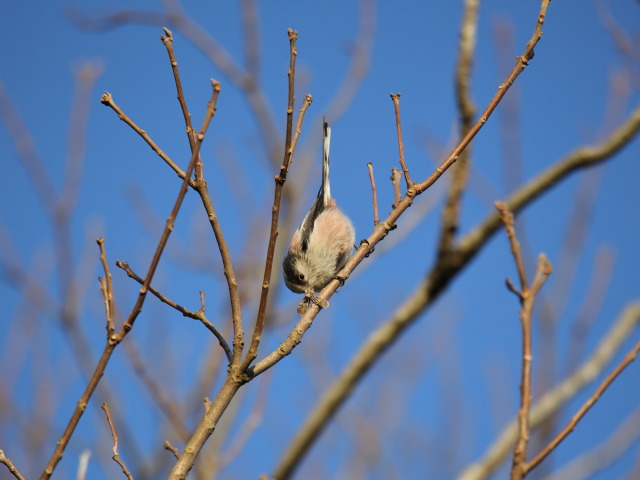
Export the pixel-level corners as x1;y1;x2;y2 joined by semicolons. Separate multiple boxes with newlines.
160;27;198;150
97;237;115;338
459;301;640;480
271;47;640;480
242;28;311;371
0;80;58;215
164;441;180;460
0;450;26;480
495;202;553;480
541;406;640;480
390;168;402;210
40;80;222;480
495;202;528;292
367;162;380;225
116;258;232;363
390;93;413;189
100;92;193;184
268;4;559;475
101;403;134;480
525;336;640;473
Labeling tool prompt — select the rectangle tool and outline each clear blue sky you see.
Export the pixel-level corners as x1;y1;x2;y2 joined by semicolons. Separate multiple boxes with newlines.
1;1;639;479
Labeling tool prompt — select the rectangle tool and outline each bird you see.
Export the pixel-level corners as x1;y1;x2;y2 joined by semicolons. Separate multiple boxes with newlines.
282;120;355;312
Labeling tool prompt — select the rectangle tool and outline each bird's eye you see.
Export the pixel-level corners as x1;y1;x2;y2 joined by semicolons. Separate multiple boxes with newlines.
298;273;305;281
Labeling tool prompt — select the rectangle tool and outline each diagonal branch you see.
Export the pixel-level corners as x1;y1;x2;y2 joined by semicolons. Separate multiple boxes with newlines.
116;260;232;363
158;30;242;365
525;336;640;474
459;301;640;480
101;92;193;185
267;4;640;477
0;451;26;480
496;203;553;480
39;81;222;480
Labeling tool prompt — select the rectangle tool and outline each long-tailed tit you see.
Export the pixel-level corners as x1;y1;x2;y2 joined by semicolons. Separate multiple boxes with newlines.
283;121;355;310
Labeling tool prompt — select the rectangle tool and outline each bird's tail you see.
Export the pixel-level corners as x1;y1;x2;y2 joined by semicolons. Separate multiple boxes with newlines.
321;120;331;204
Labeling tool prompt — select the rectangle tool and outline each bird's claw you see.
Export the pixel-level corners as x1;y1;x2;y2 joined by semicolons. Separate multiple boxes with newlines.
297;294;329;315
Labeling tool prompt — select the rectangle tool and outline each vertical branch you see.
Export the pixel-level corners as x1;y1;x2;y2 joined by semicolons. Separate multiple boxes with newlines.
161;28;197;146
97;237;115;338
101;402;134;480
243;93;313;371
159;30;243;365
496;202;553;480
367;162;380;224
390;93;414;189
496;204;529;291
241;29;309;371
390;168;402;210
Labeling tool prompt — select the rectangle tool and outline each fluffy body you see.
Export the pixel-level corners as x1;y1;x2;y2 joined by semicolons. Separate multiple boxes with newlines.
283;122;355;295
283;199;355;293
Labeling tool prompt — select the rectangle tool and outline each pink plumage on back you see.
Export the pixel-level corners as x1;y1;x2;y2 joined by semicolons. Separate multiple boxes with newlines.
283;120;355;299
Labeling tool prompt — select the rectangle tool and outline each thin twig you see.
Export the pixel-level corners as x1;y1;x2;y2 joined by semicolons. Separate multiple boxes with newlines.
367;162;380;224
416;0;551;196
525;336;640;474
390;93;413;189
496;202;553;480
240;0;261;78
243;93;312;369
242;28;310;372
160;28;197;147
100;92;193;185
390;168;402;210
0;450;26;480
60;63;103;215
496;203;529;292
540;406;640;480
323;0;376;122
459;301;640;480
101;403;134;480
114;79;221;341
0;81;58;216
157;29;243;365
97;237;115;337
164;441;180;460
115;260;232;363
